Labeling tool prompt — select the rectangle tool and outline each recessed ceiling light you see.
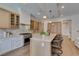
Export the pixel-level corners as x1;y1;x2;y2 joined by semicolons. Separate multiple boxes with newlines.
37;12;40;15
43;16;47;19
61;5;64;8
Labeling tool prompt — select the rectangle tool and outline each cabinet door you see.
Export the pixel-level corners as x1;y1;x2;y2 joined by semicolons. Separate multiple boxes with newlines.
15;39;24;48
10;13;15;28
30;20;34;30
48;22;62;34
0;9;10;28
11;37;24;50
0;39;11;55
11;38;18;50
15;15;19;28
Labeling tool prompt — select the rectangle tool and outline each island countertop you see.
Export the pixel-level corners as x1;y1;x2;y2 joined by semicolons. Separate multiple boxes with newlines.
30;33;56;42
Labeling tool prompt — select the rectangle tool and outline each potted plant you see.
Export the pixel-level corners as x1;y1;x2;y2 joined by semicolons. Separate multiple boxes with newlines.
40;32;49;39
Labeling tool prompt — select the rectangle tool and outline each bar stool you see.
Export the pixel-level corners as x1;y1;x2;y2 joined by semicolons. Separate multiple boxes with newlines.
51;47;63;56
51;34;63;56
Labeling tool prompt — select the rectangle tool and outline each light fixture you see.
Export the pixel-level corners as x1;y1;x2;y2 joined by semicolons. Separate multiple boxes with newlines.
48;21;52;23
49;10;52;19
43;16;47;19
56;3;64;17
37;12;40;15
61;5;64;8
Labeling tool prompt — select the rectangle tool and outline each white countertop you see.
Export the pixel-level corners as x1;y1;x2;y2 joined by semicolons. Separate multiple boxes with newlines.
31;33;56;42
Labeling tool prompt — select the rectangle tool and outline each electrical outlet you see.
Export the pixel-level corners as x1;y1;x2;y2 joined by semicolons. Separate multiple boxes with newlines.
42;43;44;47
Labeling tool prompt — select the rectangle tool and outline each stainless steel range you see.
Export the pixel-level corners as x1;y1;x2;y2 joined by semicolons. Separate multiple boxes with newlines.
20;33;32;45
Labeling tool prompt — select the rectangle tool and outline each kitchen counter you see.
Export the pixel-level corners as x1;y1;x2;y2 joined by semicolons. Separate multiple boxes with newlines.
31;33;56;42
30;33;57;56
20;33;32;38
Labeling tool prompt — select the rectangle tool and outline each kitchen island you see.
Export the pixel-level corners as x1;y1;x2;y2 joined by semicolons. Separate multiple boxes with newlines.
30;33;56;56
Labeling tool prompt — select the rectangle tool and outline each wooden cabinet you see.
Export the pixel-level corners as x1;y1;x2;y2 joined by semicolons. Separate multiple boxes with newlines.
30;20;44;32
30;15;44;32
16;15;19;28
10;13;15;28
10;13;19;28
39;22;44;32
30;20;34;30
30;20;39;32
0;8;19;29
48;22;62;34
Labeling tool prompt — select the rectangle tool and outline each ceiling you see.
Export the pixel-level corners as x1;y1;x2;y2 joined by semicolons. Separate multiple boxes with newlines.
20;3;79;19
1;3;79;19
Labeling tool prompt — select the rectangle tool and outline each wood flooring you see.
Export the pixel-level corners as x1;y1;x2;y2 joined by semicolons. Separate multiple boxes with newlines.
62;36;79;56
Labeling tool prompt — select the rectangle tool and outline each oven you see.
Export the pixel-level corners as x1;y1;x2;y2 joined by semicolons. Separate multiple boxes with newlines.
20;33;32;46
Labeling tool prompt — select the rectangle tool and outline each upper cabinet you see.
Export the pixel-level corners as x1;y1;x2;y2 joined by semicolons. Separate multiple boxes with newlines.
10;13;19;28
30;20;44;33
30;20;39;32
0;8;19;29
30;15;44;33
47;22;62;34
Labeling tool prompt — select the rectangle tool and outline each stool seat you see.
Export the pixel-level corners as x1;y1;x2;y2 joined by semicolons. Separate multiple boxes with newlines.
51;45;62;49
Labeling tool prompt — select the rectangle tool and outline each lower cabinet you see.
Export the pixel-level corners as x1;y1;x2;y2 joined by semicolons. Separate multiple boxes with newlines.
11;37;24;50
0;39;12;55
0;36;24;55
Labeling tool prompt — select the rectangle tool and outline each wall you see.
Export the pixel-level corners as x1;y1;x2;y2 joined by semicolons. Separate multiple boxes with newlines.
69;15;79;41
19;8;30;24
43;20;48;32
61;14;79;41
19;9;30;30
